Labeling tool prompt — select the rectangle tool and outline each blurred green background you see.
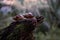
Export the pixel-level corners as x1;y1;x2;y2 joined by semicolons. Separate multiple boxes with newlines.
0;0;60;40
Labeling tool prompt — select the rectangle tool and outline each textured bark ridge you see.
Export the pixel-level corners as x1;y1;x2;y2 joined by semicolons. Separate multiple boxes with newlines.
0;16;44;40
